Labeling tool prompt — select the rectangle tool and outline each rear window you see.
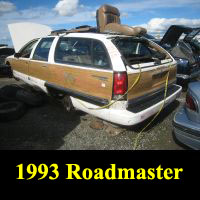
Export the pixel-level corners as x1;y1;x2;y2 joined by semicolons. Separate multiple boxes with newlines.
113;38;167;65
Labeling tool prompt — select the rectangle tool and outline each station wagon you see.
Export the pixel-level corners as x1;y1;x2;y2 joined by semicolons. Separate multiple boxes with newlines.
5;4;182;126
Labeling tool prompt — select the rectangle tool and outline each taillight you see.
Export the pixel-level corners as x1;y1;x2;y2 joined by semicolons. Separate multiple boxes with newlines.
186;94;198;112
113;72;127;96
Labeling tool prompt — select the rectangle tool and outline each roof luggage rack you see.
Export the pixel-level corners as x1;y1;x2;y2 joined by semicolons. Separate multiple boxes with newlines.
66;26;97;33
50;26;97;36
51;29;67;35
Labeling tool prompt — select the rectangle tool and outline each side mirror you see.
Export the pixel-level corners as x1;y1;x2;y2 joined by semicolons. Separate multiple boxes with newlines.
14;52;21;58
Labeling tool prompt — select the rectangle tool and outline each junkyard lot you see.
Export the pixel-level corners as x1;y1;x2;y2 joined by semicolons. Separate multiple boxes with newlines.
0;77;190;150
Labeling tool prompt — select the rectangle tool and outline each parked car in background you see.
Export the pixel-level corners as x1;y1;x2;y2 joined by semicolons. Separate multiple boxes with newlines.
0;44;15;77
173;82;200;149
144;25;200;86
0;44;15;64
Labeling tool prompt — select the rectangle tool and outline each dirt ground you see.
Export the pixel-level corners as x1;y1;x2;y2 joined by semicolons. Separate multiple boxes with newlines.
0;77;193;150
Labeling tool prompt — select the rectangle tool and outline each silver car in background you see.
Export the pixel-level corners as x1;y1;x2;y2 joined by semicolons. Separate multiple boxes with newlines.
173;82;200;149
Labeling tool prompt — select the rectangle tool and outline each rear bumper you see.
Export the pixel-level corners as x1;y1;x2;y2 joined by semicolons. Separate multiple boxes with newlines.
72;84;182;126
173;107;200;150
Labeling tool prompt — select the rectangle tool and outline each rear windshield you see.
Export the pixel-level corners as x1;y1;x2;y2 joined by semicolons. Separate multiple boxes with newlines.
112;38;167;65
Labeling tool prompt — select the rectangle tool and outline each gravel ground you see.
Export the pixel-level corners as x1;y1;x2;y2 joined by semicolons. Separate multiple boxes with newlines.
0;77;194;150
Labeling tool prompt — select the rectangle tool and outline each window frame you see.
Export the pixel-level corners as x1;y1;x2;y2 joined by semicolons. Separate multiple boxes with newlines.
112;37;171;69
31;37;55;62
54;37;112;70
91;39;112;70
18;39;39;59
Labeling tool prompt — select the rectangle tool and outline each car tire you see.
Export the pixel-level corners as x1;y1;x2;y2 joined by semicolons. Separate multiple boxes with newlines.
16;89;45;107
62;96;75;113
0;85;23;101
0;64;12;77
0;101;26;122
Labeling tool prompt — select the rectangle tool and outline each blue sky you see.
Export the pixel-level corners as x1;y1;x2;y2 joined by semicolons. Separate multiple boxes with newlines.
1;0;200;45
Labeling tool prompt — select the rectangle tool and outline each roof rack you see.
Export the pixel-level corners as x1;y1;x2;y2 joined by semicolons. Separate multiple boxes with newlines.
50;26;98;36
51;29;67;36
66;26;97;33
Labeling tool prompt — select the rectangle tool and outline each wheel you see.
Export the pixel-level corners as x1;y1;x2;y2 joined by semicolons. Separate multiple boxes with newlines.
16;89;45;107
0;85;23;101
62;96;78;121
62;96;75;113
0;101;27;122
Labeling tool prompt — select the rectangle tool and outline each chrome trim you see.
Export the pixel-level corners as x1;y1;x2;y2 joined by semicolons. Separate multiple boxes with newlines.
177;70;200;80
173;120;200;138
176;74;190;79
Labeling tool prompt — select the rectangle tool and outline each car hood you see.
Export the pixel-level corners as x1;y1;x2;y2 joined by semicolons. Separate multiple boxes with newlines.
160;25;192;48
8;22;52;52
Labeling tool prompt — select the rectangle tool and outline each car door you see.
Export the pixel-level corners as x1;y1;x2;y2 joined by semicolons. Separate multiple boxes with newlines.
28;37;55;85
46;37;113;105
11;39;39;76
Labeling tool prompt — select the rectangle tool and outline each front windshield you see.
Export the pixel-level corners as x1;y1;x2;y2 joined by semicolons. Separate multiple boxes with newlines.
113;37;167;65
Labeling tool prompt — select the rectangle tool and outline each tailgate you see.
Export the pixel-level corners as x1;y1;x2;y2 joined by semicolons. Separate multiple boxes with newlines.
127;61;177;101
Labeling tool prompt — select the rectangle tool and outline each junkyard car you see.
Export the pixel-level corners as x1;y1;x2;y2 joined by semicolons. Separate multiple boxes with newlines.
145;25;200;85
173;82;200;149
5;5;182;126
0;44;15;77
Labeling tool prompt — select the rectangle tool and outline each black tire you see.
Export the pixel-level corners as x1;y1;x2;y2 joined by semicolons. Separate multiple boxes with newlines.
63;96;75;113
16;89;45;107
0;85;23;101
0;101;26;122
0;97;5;103
0;64;12;77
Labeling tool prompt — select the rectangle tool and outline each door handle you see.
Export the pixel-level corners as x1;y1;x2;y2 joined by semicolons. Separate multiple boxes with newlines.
42;65;48;68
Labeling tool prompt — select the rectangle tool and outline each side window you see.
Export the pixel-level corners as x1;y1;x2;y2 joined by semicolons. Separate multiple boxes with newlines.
32;37;54;61
55;38;92;65
19;40;38;58
92;40;110;69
